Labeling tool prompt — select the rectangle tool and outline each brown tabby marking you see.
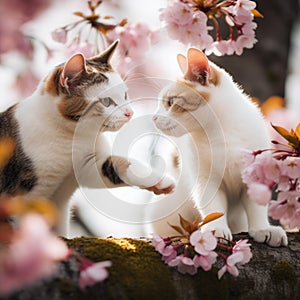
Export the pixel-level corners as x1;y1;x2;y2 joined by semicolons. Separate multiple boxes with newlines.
102;156;130;184
44;59;112;122
0;106;37;194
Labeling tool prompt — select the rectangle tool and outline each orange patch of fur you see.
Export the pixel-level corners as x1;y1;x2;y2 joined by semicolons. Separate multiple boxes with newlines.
209;66;220;86
58;96;89;121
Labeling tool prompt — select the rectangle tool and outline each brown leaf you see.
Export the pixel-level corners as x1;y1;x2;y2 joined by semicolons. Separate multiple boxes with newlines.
168;222;184;235
199;212;224;227
252;9;264;18
271;123;299;148
179;214;193;234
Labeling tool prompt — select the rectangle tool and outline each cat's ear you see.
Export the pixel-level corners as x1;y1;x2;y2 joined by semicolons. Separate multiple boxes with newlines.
60;53;86;89
185;48;210;85
177;54;187;74
91;39;119;64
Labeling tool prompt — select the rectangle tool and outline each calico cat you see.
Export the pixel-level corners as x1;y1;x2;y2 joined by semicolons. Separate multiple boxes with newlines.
153;47;288;247
0;40;174;236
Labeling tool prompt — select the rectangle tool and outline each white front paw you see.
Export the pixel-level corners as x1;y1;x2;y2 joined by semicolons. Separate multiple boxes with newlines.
202;224;233;241
249;226;288;247
146;175;175;195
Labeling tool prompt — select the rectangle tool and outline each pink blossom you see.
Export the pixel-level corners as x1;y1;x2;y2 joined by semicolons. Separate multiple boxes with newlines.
232;239;252;264
193;251;218;271
160;1;212;49
242;162;266;185
79;259;112;289
218;251;244;279
277;175;292;192
159;1;194;27
151;234;177;263
241;149;256;167
66;37;96;58
247;183;272;205
190;230;217;256
51;28;68;44
233;34;257;55
262;155;281;183
281;157;300;179
168;255;198;275
13;67;39;97
269;191;300;228
0;214;69;295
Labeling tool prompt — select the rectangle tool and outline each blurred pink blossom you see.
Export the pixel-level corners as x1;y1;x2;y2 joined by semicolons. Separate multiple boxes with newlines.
168;255;198;275
232;239;252;264
78;257;112;290
193;251;218;271
0;0;50;55
0;214;69;295
218;251;243;279
13;67;40;98
51;28;68;44
247;183;272;205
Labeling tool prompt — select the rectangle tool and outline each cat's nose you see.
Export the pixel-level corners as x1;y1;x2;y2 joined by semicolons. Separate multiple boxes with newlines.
152;115;158;122
124;108;133;119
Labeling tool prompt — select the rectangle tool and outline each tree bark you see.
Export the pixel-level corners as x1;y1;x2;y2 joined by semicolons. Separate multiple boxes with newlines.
1;233;299;300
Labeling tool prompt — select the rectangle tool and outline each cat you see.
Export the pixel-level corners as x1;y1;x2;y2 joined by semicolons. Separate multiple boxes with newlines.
0;40;175;236
153;47;288;247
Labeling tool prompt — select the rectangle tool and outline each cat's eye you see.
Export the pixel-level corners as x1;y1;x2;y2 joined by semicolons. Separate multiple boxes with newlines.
168;97;175;107
100;97;113;107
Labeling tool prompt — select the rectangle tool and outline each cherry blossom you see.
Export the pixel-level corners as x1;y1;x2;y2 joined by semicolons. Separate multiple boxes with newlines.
78;257;112;290
160;0;261;56
152;214;252;278
218;252;243;279
193;251;218;271
242;122;300;229
168;255;198;275
247;182;272;206
190;230;217;256
232;239;252;264
0;214;69;295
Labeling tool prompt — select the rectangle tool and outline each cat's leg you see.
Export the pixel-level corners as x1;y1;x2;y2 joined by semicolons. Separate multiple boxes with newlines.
197;188;232;240
75;154;175;194
241;188;288;246
51;172;78;237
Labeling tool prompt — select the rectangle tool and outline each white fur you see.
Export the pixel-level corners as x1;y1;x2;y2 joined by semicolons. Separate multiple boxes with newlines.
14;71;174;236
154;61;288;246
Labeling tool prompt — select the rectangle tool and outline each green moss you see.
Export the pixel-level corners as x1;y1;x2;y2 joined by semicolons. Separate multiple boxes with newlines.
66;237;177;300
271;260;296;284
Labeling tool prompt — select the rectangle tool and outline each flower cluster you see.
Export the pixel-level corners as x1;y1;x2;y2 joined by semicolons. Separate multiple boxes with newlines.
242;123;300;229
160;0;262;56
51;0;158;75
152;214;252;279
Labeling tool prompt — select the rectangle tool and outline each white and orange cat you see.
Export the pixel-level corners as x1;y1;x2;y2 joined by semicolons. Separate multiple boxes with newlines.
153;48;287;247
0;41;174;236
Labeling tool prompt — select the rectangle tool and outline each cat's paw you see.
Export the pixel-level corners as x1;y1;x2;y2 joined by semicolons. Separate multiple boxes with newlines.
212;227;233;241
202;224;233;241
249;226;288;247
146;175;175;195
